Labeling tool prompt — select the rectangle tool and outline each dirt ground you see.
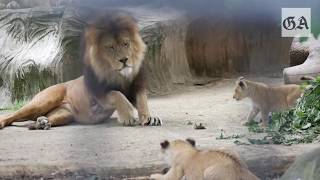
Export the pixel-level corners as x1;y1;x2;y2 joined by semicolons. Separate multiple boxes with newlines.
0;76;319;179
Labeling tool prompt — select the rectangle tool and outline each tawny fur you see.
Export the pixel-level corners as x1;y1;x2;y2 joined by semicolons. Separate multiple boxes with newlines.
0;11;161;129
233;77;302;127
150;139;259;180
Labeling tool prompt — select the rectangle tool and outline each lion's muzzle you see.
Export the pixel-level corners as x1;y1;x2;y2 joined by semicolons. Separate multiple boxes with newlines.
119;57;128;65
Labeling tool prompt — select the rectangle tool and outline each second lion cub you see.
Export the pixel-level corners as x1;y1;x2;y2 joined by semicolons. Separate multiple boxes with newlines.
233;77;302;127
150;139;259;180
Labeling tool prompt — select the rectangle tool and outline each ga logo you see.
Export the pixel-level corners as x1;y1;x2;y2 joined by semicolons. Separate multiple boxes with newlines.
282;16;309;30
281;8;311;37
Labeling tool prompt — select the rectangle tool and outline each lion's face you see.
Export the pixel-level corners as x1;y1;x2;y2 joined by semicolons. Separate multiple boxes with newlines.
233;77;249;101
160;139;196;164
84;11;146;81
99;33;136;77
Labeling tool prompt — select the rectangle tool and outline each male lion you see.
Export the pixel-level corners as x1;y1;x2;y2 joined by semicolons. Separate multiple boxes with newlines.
0;11;161;129
233;77;302;127
150;139;259;180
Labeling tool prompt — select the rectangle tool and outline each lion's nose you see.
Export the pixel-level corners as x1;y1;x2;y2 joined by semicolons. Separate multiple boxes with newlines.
119;57;128;64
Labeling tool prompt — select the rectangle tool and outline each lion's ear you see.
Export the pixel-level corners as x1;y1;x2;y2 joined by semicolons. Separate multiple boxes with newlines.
160;140;169;149
186;138;196;147
238;80;247;89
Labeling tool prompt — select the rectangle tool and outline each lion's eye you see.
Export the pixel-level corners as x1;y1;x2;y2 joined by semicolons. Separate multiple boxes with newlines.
105;46;115;51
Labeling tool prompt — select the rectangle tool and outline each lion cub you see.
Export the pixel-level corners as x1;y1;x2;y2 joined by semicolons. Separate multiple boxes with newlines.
150;139;259;180
233;77;302;127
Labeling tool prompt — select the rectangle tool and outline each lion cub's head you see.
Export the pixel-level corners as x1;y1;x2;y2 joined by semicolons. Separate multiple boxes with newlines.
233;77;249;101
160;139;196;164
83;10;146;81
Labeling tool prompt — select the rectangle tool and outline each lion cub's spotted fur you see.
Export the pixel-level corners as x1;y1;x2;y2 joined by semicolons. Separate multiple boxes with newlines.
150;139;259;180
233;77;302;127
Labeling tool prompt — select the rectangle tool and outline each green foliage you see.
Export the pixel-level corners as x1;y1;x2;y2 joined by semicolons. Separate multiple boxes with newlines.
245;121;265;133
250;76;320;145
216;129;245;140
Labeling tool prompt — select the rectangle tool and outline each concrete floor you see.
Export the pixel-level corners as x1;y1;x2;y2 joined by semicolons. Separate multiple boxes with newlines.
0;77;319;179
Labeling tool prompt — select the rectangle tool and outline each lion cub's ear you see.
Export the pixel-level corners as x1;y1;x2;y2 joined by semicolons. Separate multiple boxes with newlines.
238;80;247;89
160;140;169;149
186;138;196;147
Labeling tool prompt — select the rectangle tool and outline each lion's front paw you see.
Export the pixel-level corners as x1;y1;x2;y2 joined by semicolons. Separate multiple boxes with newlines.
117;108;138;126
143;116;162;126
0;115;11;129
150;173;163;180
121;117;138;126
0;120;7;129
28;116;51;130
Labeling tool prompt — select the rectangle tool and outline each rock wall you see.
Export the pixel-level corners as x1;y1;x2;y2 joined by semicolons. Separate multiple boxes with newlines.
142;19;192;94
284;35;320;84
0;6;294;107
281;147;320;180
0;0;72;9
289;37;309;66
0;8;65;107
185;16;292;77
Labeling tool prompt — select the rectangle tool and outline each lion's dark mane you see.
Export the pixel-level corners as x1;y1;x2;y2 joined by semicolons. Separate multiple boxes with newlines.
83;65;146;106
81;11;146;106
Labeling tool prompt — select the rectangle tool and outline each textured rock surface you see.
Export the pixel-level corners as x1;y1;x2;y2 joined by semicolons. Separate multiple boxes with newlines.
284;36;320;84
142;18;192;94
281;147;320;180
0;7;87;108
185;16;292;77
0;0;72;9
289;37;310;66
0;8;64;107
